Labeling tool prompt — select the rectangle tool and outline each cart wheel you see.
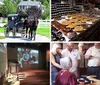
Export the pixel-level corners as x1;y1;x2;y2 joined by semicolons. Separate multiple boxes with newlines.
13;27;16;37
5;27;9;37
32;31;36;41
21;29;25;37
21;32;25;37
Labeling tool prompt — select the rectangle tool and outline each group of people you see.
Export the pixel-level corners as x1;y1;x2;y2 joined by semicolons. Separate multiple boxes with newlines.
23;16;39;40
8;14;39;40
51;43;100;85
18;49;36;68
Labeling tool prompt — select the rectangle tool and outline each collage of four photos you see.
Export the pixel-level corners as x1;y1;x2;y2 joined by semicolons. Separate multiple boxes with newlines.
0;0;100;85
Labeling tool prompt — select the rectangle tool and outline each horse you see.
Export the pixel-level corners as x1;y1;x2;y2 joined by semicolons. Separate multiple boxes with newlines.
23;17;39;40
28;20;36;40
23;19;29;38
28;17;39;40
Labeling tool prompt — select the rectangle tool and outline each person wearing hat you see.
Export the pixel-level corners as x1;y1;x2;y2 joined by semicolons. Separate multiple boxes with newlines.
55;57;77;85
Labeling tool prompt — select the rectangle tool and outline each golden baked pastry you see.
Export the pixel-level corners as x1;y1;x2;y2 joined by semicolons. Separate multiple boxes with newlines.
74;22;81;26
74;26;84;32
89;18;98;22
81;19;87;23
72;16;77;19
67;23;76;29
67;15;72;18
62;21;71;25
61;13;98;29
71;19;78;23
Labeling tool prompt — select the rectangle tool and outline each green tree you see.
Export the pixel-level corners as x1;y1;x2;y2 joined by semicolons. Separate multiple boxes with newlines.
0;4;7;17
41;0;50;20
36;0;50;20
41;6;50;20
0;0;50;20
1;0;18;17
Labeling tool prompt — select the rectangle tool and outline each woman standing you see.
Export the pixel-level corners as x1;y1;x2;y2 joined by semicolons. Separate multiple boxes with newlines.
51;43;62;85
55;57;77;85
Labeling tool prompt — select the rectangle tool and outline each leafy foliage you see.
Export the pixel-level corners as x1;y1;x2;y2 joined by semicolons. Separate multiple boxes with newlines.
0;0;50;19
41;0;50;20
0;0;18;17
41;7;50;20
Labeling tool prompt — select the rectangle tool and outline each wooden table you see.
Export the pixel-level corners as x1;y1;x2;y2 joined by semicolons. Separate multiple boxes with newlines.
87;76;100;85
79;76;100;85
51;20;68;34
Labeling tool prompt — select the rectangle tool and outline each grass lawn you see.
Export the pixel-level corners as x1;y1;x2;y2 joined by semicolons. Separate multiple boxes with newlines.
36;28;50;38
0;27;5;33
0;27;5;39
0;36;5;39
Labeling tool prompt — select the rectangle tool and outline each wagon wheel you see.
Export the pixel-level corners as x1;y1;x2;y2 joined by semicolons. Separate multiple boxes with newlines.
21;29;26;37
13;27;16;37
4;27;9;37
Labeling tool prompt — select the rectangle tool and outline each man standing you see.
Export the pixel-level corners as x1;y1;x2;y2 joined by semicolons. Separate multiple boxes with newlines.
85;43;100;77
61;43;80;78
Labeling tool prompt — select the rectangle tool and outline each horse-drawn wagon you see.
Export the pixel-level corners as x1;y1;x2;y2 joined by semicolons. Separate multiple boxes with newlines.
5;14;28;37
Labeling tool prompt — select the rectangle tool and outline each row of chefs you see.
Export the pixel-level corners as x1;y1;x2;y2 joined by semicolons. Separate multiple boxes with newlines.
51;43;100;85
